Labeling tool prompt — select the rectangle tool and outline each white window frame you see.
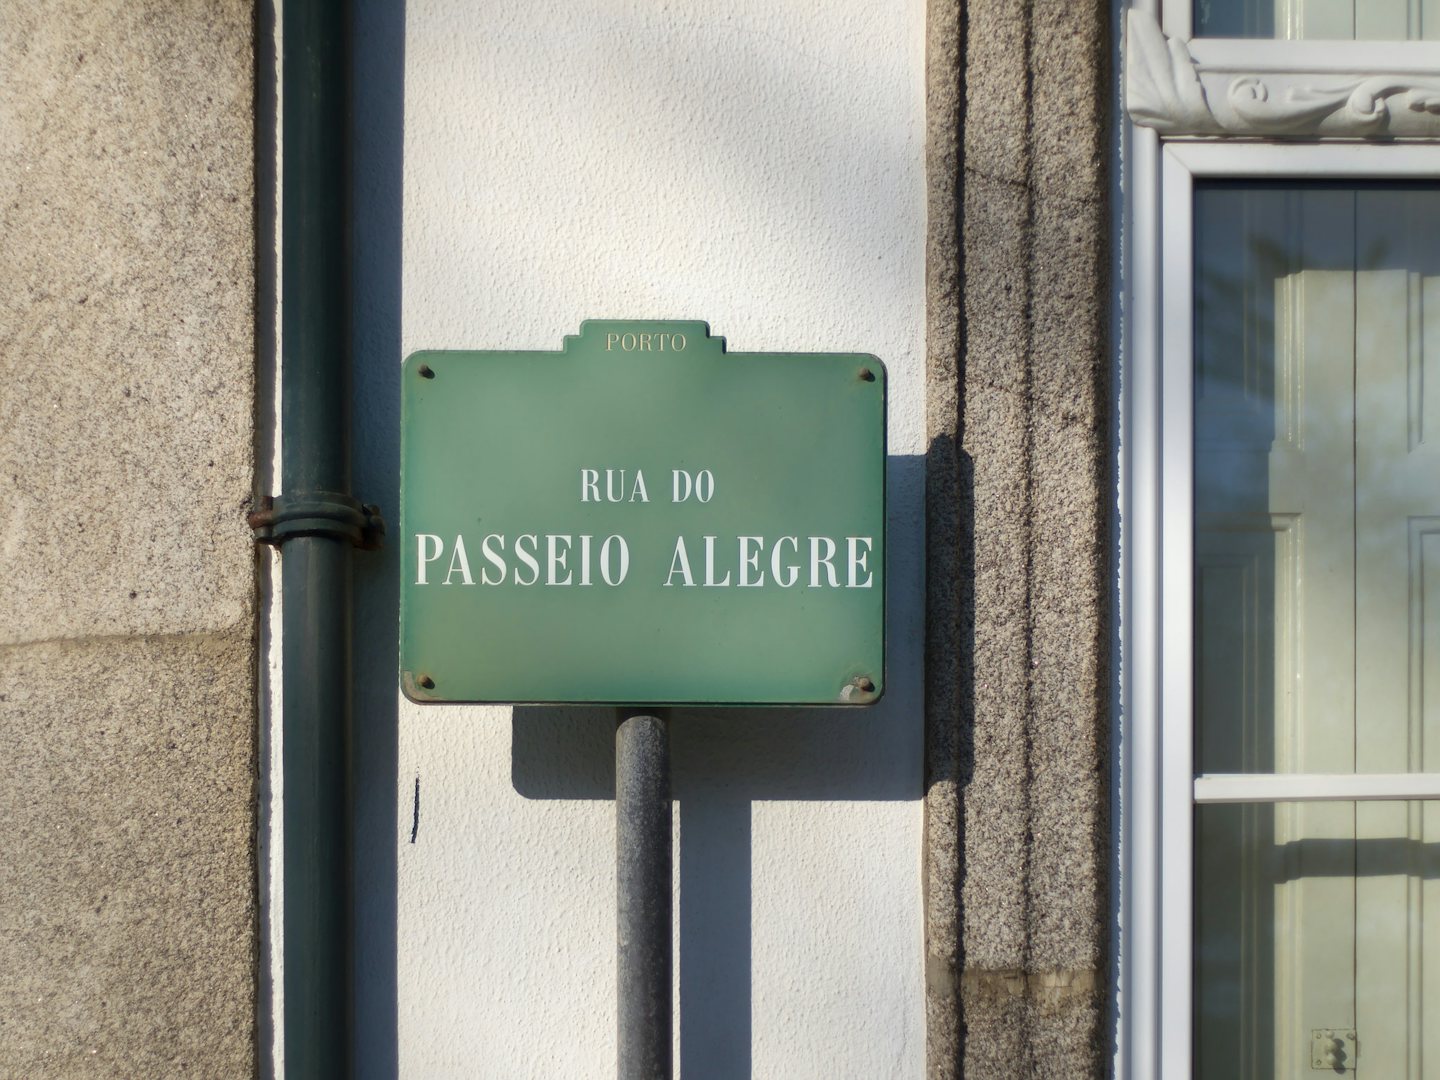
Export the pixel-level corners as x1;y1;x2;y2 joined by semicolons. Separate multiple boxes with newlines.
1120;12;1440;1074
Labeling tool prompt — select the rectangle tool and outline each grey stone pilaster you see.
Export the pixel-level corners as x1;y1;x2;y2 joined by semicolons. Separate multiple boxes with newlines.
926;0;1112;1075
0;2;257;1075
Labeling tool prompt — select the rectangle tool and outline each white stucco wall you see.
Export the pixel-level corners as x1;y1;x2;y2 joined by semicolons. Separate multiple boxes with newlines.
343;1;929;1075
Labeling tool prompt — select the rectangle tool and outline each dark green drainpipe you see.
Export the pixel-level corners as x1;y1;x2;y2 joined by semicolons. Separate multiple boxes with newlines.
249;1;381;1075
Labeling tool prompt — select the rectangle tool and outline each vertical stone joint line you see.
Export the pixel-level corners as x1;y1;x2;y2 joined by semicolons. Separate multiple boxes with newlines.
1017;0;1039;1068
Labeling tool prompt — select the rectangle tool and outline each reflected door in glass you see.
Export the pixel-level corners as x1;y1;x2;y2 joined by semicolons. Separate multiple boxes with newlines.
1193;184;1440;1077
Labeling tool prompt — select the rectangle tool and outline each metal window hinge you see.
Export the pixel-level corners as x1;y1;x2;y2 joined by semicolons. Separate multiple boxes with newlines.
248;492;386;551
1311;1029;1357;1072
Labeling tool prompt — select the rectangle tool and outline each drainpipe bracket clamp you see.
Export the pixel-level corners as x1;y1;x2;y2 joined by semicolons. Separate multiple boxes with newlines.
248;492;386;550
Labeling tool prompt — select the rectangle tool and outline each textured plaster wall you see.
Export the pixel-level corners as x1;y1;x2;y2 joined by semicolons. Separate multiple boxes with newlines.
923;0;1113;1076
347;0;929;1076
0;2;257;1075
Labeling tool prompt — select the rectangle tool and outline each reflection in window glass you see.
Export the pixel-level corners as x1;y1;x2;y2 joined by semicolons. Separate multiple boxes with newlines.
1195;0;1440;38
1194;184;1440;777
1195;801;1440;1077
1193;184;1440;1076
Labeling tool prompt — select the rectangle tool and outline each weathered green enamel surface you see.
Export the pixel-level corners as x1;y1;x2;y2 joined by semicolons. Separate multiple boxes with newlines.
400;320;885;705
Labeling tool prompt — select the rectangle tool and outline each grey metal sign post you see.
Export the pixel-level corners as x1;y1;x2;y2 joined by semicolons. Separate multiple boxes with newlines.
616;711;672;1080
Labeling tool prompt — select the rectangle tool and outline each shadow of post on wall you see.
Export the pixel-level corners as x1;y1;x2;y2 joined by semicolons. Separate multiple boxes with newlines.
511;453;923;1080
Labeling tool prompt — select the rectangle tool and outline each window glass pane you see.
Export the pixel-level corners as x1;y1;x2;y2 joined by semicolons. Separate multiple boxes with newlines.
1194;800;1440;1077
1194;184;1440;775
1194;0;1440;38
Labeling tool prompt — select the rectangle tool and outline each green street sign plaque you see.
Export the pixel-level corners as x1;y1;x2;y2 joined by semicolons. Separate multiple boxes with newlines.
400;320;885;706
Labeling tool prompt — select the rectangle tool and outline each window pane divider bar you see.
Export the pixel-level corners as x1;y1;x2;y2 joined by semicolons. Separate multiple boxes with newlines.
1160;0;1191;40
1194;773;1440;803
1158;146;1195;1080
1187;39;1440;74
1165;142;1440;180
1120;120;1163;1080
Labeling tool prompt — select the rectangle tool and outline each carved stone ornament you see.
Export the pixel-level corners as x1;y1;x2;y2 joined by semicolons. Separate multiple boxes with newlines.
1126;9;1440;137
